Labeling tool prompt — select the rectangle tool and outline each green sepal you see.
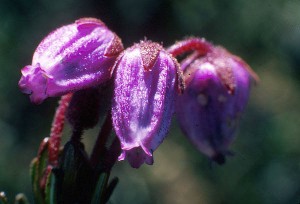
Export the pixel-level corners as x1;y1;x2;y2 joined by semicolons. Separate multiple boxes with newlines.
14;193;29;204
45;170;56;204
91;172;109;204
30;138;50;204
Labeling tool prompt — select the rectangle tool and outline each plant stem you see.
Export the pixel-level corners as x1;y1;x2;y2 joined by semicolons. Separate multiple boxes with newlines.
167;37;213;57
102;137;121;172
90;112;113;168
48;93;73;166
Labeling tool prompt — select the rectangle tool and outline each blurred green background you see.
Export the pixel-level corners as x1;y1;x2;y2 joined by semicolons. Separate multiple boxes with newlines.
0;0;299;203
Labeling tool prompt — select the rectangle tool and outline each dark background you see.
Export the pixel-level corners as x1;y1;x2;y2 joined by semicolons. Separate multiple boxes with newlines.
0;0;299;203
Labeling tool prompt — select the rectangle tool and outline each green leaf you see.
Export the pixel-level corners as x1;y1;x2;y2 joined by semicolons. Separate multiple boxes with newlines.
30;158;44;204
104;177;119;203
91;172;109;204
37;142;49;181
45;170;56;204
60;142;78;194
30;138;50;204
58;140;93;203
29;158;38;189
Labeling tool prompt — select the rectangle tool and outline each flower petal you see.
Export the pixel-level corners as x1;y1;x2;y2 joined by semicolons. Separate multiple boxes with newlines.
19;18;123;104
112;41;177;168
176;47;254;163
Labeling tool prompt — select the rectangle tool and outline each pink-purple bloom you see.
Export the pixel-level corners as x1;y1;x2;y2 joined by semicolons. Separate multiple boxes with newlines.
176;47;254;164
112;41;178;168
19;18;123;104
18;17;257;169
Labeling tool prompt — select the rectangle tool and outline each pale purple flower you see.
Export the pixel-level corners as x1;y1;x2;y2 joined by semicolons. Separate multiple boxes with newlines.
112;41;178;168
19;18;123;104
176;47;255;164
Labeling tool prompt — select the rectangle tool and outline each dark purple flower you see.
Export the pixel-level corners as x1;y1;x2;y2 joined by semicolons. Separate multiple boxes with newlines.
19;18;123;104
176;47;256;164
112;41;178;168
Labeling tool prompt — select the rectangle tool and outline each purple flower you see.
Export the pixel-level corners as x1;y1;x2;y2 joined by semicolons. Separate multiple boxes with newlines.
19;18;123;104
176;47;255;164
112;41;178;168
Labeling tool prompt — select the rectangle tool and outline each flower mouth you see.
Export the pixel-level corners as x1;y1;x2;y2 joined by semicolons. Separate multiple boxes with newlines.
19;64;48;104
118;146;153;168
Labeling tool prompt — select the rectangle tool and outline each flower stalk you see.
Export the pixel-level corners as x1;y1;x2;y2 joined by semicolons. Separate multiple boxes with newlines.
167;37;213;57
48;93;73;166
90;112;113;169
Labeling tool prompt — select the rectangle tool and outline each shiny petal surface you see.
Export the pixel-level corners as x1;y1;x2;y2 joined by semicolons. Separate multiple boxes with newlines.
112;42;177;168
19;18;123;104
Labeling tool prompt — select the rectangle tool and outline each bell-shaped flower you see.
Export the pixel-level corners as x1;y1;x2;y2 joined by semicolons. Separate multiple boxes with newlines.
19;18;123;104
112;41;179;168
176;47;257;164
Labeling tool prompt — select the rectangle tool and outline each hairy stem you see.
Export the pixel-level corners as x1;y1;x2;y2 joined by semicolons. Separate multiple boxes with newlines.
167;37;213;57
48;93;73;166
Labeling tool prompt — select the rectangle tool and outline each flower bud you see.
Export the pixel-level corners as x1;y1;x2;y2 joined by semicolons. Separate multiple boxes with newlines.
112;41;178;168
66;87;102;131
66;81;113;131
19;18;123;104
176;47;255;164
